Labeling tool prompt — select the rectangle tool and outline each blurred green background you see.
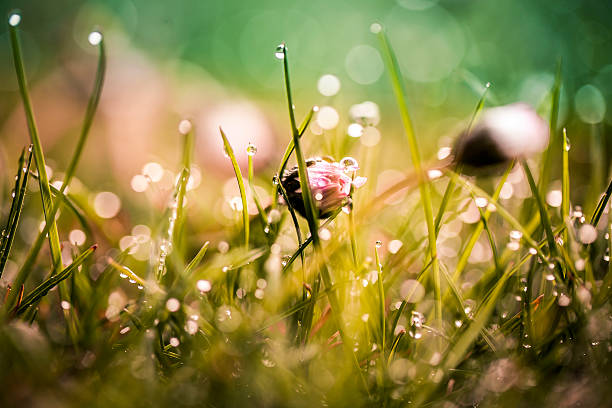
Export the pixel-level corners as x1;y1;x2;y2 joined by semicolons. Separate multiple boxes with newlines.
0;0;610;230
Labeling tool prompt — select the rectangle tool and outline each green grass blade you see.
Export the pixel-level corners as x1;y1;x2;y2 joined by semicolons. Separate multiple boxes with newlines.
538;60;562;194
589;178;612;227
8;15;62;270
377;27;440;325
174;121;194;246
247;151;268;229
14;245;97;316
562;128;570;242
522;160;558;258
220;127;249;249
0;147;32;278
374;243;385;358
184;241;210;276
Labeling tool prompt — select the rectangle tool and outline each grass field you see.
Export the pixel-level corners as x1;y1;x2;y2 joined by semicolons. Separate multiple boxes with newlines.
1;7;612;408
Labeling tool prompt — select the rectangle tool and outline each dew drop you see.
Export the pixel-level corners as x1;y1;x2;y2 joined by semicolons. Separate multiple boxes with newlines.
370;22;382;34
88;31;103;46
178;119;192;135
274;44;286;59
246;143;257;156
340;156;359;172
375;240;382;249
8;13;21;27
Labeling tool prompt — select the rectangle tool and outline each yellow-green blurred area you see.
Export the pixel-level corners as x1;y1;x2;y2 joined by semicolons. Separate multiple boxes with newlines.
0;0;610;243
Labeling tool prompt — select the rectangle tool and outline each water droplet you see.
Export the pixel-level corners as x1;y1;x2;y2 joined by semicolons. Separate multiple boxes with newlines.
315;192;323;201
485;82;491;88
222;266;230;273
263;225;270;234
370;23;382;34
272;175;280;185
246;143;257;156
88;31;103;46
375;240;382;249
159;239;173;254
274;44;286;59
340;157;359;172
178;119;192;135
169;337;180;347
545;273;555;281
119;273;128;279
509;230;522;241
8;13;21;27
528;247;537;255
474;197;488;208
564;133;571;151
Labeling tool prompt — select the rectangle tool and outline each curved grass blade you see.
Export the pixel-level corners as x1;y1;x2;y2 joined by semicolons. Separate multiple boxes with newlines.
184;241;210;276
0;147;32;278
14;245;97;316
589;178;612;228
8;15;62;270
220;127;249;250
377;26;441;325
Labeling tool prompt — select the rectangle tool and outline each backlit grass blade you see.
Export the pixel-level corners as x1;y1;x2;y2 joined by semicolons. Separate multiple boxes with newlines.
174;121;194;247
377;27;441;325
374;243;385;360
247;150;268;229
5;24;105;309
220;127;249;249
8;14;62;270
538;60;562;193
522;160;558;259
589;178;612;227
184;241;210;276
0;147;32;278
14;245;97;316
562;128;570;242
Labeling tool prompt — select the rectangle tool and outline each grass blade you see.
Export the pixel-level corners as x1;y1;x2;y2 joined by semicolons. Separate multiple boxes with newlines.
0;147;32;278
562;128;570;242
8;14;62;270
219;127;249;249
522;160;558;259
184;241;210;276
14;245;97;316
377;27;441;326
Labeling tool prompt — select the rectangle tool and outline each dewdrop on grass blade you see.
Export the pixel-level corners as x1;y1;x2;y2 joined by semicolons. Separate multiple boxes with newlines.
88;31;103;46
8;13;21;27
274;43;285;59
178;119;192;135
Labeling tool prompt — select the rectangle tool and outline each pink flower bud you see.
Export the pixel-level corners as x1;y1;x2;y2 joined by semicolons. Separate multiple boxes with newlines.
280;158;366;218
